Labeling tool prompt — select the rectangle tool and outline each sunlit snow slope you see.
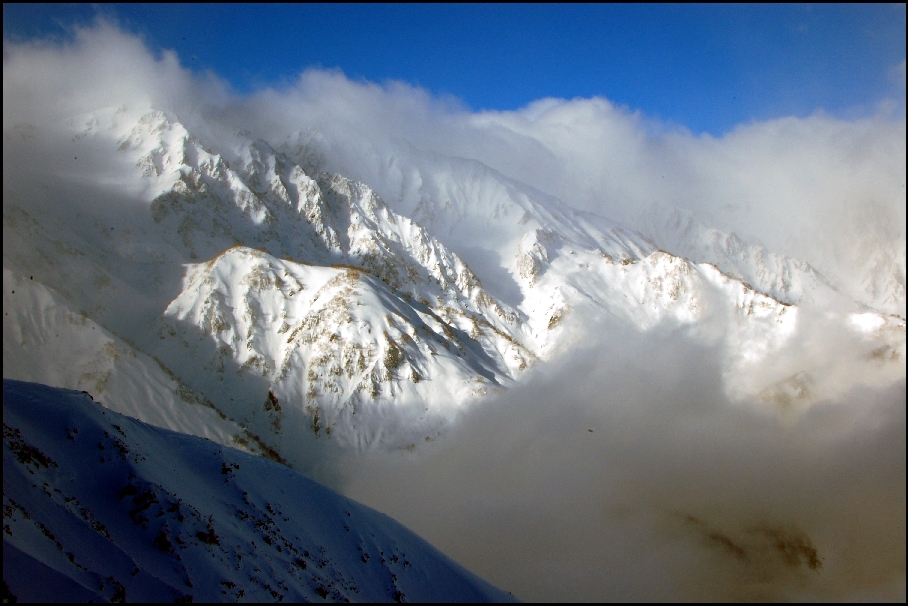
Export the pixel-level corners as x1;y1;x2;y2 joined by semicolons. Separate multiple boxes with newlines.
2;379;516;603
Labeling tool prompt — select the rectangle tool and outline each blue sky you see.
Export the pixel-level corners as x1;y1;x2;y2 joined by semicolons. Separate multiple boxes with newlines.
3;3;905;135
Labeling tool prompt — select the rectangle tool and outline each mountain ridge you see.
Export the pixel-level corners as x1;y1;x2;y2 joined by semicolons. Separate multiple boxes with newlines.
4;106;904;459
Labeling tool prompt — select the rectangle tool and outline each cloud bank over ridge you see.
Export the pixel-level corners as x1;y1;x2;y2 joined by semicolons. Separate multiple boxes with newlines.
5;20;905;316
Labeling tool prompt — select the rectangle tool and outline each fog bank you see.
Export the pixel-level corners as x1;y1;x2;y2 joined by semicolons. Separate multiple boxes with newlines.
341;322;905;601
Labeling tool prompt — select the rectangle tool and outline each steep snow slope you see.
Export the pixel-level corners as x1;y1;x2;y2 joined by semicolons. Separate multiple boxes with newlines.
279;136;655;306
639;206;877;309
2;379;516;603
155;246;526;454
3;269;240;445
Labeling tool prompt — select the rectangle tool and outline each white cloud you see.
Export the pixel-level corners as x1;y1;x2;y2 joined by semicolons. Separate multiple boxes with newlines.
3;21;227;127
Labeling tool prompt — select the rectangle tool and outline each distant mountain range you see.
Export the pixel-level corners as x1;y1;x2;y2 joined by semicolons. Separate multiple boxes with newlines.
4;106;904;463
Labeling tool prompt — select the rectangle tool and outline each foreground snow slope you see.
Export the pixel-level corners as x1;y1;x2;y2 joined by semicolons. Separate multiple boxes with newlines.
2;379;516;603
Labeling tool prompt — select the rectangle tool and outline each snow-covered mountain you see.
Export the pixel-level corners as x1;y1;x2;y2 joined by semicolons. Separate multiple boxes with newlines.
3;379;515;602
4;106;904;462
